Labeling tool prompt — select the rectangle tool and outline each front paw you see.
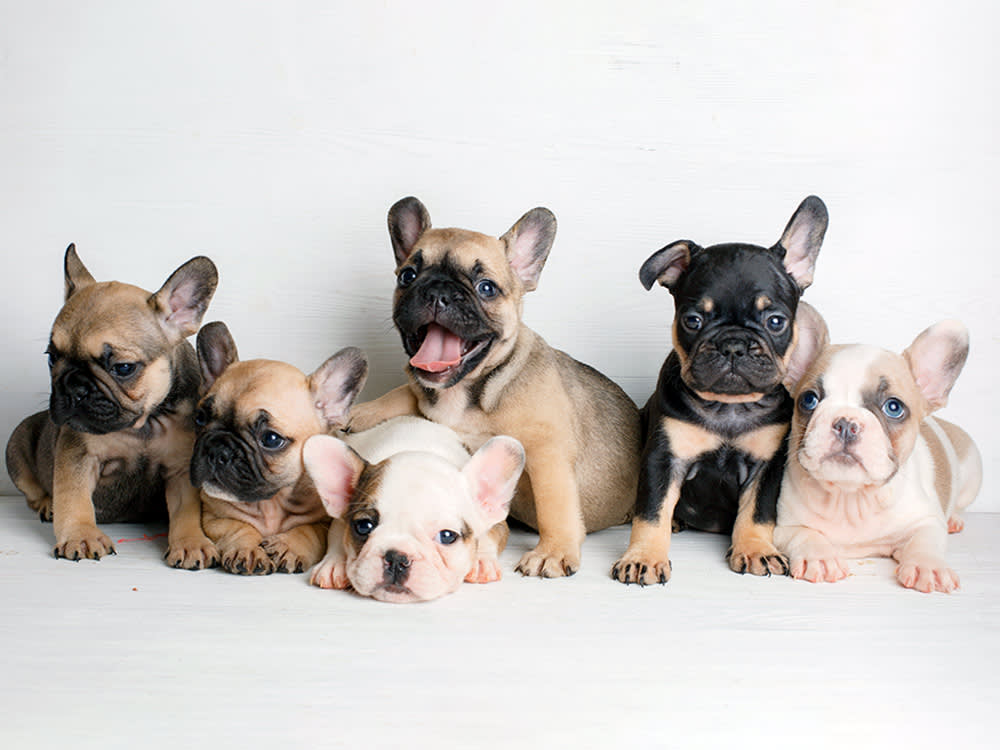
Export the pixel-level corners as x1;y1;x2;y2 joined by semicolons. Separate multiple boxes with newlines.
165;535;220;570
309;553;350;589
27;494;53;522
220;544;275;575
789;556;850;583
612;550;671;585
896;560;960;593
261;537;315;574
728;542;789;577
515;543;580;578
465;556;503;584
54;526;116;561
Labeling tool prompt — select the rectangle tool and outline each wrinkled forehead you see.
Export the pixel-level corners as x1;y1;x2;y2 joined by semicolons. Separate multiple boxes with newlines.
405;228;511;277
807;345;916;403
372;452;475;525
52;281;165;357
208;360;320;427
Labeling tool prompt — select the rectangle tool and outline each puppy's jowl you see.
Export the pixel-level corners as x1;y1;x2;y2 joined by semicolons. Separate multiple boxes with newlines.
775;321;981;593
613;196;830;585
190;322;368;575
349;197;642;578
5;244;219;567
304;416;525;603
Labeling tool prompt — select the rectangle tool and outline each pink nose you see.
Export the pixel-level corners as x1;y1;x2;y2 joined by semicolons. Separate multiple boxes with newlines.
832;417;861;444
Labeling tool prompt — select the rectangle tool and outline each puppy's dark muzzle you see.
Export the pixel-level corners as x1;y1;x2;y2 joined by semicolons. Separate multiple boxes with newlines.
688;329;781;394
190;431;272;501
50;368;132;433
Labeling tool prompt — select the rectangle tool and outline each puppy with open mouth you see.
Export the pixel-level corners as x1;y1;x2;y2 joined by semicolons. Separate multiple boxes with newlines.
775;320;981;593
348;197;642;578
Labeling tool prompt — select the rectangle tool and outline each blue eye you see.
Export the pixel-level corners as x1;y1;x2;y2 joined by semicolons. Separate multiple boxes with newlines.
766;314;788;333
476;279;499;299
882;398;906;420
398;267;417;287
352;518;376;537
799;390;820;412
437;529;459;545
682;313;703;332
110;362;138;379
193;407;210;428
259;430;286;450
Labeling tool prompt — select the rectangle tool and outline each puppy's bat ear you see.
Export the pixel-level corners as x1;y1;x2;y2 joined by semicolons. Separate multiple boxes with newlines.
303;435;367;519
388;196;431;266
783;301;829;391
500;207;557;292
462;436;525;534
309;347;369;430
149;256;219;340
64;243;96;300
639;240;694;291
903;320;970;412
775;195;828;290
196;321;239;392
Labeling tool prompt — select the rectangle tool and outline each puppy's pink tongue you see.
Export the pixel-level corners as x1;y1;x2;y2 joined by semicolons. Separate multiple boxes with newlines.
410;323;463;372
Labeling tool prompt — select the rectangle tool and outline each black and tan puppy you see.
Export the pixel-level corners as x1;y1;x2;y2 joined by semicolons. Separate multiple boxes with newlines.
5;244;219;567
613;196;830;584
190;322;368;575
349;197;642;577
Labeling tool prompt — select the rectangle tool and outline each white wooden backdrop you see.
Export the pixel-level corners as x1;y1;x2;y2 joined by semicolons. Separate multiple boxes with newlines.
2;1;997;509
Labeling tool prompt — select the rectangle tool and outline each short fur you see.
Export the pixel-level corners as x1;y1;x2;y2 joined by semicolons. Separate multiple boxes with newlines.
348;197;642;577
774;321;981;593
190;321;368;575
5;244;219;567
613;196;830;585
304;416;525;602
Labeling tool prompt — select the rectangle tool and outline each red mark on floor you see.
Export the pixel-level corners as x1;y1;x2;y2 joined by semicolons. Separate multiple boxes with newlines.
116;532;168;544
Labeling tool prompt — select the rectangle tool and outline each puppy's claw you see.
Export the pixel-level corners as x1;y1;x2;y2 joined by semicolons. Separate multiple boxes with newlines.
612;554;671;585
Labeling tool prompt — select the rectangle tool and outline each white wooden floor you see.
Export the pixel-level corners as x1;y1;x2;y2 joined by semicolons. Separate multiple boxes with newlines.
1;495;996;750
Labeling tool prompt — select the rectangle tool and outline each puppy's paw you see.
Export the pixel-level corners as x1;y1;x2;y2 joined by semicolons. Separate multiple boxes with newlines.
611;552;671;585
789;556;850;583
728;543;789;577
515;544;580;578
27;494;54;522
261;537;315;574
947;516;964;534
221;544;275;576
896;560;960;593
165;535;220;571
54;526;116;561
309;554;350;589
465;556;503;584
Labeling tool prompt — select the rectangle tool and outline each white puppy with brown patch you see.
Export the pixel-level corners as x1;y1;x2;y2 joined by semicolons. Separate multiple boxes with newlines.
302;416;525;603
775;320;981;593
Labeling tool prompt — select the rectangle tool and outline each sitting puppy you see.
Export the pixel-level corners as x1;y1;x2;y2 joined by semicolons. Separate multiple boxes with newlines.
303;416;525;603
190;321;368;575
349;197;642;578
774;320;981;593
613;196;830;584
5;244;219;567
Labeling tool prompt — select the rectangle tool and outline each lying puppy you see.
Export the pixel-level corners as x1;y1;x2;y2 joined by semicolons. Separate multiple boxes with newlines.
349;197;642;578
613;196;830;584
774;320;981;593
303;416;525;603
5;244;219;567
190;322;368;575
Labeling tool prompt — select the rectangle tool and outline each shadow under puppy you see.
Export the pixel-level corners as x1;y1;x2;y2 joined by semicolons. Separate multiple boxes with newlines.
190;322;368;575
614;196;830;585
775;320;981;593
348;197;642;578
304;416;525;603
7;244;220;567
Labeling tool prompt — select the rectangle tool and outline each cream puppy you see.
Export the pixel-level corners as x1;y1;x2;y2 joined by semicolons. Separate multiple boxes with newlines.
775;321;981;593
303;416;525;603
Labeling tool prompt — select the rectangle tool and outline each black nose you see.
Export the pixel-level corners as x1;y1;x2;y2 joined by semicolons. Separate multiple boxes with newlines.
383;549;411;585
204;435;236;466
64;370;92;404
832;417;861;445
424;280;455;313
717;335;749;358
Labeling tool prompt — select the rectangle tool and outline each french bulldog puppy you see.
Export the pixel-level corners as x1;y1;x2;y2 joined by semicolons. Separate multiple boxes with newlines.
303;416;525;603
5;244;219;567
190;321;368;575
774;320;981;593
348;197;642;578
613;196;830;585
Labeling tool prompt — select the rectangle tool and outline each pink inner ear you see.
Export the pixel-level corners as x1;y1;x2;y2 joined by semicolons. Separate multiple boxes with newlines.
303;437;360;518
163;281;201;332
